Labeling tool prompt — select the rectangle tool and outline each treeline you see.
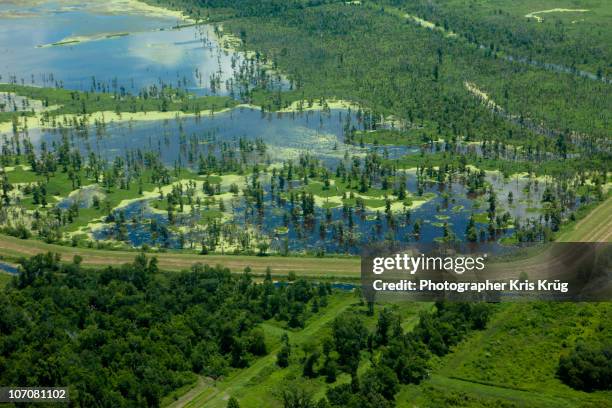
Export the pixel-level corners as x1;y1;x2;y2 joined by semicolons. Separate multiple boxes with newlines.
144;0;344;19
0;252;333;407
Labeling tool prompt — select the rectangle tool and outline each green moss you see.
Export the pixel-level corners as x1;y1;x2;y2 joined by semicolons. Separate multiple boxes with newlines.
274;226;289;234
472;212;490;224
451;205;464;213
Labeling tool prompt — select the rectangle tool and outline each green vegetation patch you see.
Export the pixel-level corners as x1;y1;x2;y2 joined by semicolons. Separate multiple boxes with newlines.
0;84;238;124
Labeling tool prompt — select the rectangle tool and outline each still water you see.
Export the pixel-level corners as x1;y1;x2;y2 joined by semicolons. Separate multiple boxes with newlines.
0;0;284;95
29;108;411;165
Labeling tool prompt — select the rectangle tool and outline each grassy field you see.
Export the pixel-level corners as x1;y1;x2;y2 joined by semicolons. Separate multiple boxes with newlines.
395;302;612;407
557;195;612;242
0;233;361;277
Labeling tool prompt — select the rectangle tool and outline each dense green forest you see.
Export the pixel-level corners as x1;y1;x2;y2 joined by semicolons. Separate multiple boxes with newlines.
1;254;610;407
388;0;612;78
0;253;335;406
